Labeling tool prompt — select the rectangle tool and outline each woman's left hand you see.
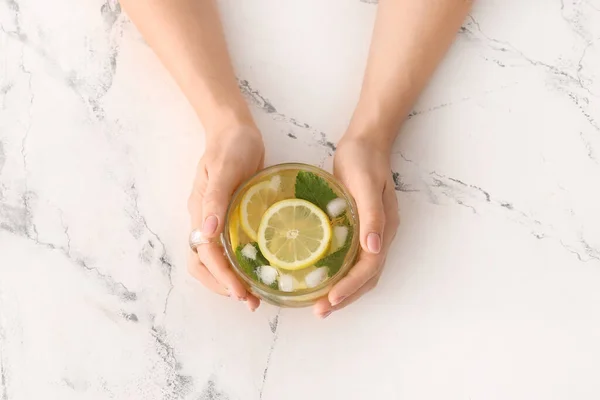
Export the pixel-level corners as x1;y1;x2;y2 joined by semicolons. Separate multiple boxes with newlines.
313;133;400;318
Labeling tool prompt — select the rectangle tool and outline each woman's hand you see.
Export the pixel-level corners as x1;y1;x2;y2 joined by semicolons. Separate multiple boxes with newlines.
313;133;400;318
187;125;265;311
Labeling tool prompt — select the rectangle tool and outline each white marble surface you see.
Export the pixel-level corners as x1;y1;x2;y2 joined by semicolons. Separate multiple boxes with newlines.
1;0;600;399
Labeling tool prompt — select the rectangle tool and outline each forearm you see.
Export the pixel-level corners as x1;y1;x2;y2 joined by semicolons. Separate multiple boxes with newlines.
349;0;472;150
121;0;254;135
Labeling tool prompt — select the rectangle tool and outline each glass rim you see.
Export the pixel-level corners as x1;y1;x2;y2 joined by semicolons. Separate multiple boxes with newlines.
221;162;360;298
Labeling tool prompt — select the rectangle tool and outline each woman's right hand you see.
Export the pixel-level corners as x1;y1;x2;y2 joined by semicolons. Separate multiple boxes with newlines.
187;125;265;311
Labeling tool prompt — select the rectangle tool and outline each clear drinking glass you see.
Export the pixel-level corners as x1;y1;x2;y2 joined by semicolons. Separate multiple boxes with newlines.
221;163;359;307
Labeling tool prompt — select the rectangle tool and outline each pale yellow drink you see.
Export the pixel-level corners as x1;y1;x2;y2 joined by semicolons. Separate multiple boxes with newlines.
223;163;359;307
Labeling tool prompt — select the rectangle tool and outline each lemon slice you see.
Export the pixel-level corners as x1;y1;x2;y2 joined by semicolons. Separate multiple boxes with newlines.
228;208;249;250
257;199;332;270
240;179;280;241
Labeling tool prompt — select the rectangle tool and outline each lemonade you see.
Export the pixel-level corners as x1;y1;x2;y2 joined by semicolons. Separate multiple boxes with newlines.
223;163;359;307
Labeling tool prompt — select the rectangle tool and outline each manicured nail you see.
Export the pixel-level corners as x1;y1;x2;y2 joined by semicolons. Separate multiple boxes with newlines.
331;296;346;306
367;232;381;254
320;311;332;319
202;215;218;236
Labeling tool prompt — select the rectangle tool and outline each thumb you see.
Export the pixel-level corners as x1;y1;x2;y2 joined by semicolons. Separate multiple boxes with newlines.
354;184;385;254
201;168;239;239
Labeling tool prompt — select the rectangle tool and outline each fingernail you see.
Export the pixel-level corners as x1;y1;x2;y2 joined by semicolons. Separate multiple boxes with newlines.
367;232;381;254
331;296;346;306
320;311;333;319
202;215;218;236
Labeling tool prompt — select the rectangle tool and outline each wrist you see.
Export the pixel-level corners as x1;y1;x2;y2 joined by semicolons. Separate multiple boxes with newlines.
339;132;392;164
344;116;395;155
345;99;406;153
189;82;256;136
201;105;258;139
206;121;262;146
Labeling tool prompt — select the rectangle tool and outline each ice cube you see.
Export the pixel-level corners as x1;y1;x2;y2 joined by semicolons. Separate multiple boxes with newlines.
326;198;347;218
331;225;349;252
278;274;297;292
269;175;282;191
241;243;257;260
257;265;278;285
305;267;329;288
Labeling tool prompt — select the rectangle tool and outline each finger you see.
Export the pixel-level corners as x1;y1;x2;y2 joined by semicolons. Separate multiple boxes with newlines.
327;253;382;306
383;178;400;243
313;273;380;318
353;177;386;255
330;274;381;312
313;297;333;318
245;294;261;312
198;243;248;301
201;166;240;239
188;164;208;229
187;251;228;296
189;251;261;310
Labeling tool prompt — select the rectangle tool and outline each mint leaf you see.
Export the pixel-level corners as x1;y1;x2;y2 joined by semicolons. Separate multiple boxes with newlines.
234;243;279;288
254;244;270;266
295;171;338;214
316;226;354;276
316;247;348;277
235;243;270;281
235;246;258;280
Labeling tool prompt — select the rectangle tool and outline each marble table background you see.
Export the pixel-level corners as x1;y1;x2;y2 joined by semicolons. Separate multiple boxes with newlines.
1;0;600;399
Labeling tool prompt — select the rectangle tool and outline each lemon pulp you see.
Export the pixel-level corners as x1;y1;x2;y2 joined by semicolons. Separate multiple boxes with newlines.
228;208;249;250
257;199;332;271
240;180;280;241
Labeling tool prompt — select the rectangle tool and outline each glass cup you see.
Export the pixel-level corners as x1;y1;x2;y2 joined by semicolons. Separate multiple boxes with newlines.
221;163;360;307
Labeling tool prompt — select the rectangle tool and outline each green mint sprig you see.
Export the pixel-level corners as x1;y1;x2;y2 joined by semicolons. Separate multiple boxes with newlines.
316;226;354;276
294;171;338;214
235;242;270;281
